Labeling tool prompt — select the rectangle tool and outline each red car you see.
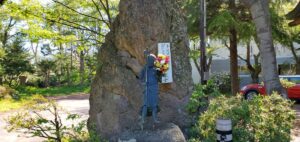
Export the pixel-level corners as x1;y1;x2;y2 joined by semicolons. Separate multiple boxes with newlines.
240;75;300;100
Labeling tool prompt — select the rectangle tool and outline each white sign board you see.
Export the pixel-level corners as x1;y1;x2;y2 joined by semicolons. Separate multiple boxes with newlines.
158;43;173;83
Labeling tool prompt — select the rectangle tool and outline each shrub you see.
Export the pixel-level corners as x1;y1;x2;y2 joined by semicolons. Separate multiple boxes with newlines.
0;85;7;98
280;79;295;88
5;97;106;142
0;85;19;100
25;75;44;87
186;80;221;114
260;79;295;89
1;38;34;86
49;75;60;87
186;81;222;138
192;94;296;142
209;72;232;94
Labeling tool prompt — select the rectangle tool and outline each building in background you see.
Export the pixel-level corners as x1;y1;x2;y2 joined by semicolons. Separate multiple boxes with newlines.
190;1;300;86
190;39;300;87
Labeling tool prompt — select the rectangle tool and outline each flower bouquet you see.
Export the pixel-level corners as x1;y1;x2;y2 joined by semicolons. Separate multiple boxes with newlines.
154;54;170;74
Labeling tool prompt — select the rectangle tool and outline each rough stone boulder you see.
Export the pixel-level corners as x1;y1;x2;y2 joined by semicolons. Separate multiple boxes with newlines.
118;123;186;142
88;0;193;140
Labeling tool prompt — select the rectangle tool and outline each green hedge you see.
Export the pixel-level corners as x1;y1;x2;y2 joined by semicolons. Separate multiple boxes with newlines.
191;94;296;142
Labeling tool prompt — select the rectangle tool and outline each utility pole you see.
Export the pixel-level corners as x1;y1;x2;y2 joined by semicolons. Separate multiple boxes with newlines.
200;0;207;84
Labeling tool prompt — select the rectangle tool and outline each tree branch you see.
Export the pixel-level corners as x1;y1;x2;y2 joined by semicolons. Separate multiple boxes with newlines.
57;17;104;36
193;58;201;76
76;37;103;45
245;42;255;72
105;0;112;25
246;42;250;63
237;54;247;62
207;56;212;72
98;0;112;27
51;0;104;22
1;17;16;47
224;41;230;49
290;41;299;62
91;0;110;28
32;125;57;140
20;6;105;37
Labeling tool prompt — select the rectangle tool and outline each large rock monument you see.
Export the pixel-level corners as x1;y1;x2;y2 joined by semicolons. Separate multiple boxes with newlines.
88;0;193;140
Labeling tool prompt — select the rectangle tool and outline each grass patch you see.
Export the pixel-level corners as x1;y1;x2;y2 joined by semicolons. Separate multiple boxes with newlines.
0;99;25;112
17;84;90;97
0;95;45;112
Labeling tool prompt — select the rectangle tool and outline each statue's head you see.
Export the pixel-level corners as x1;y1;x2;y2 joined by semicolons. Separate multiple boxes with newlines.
147;54;156;67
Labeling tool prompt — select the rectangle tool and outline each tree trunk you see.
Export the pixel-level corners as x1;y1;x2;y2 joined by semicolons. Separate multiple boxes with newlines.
251;71;260;83
54;106;62;142
207;55;212;72
241;0;286;97
229;28;239;95
88;0;193;140
79;51;84;85
59;43;64;84
70;44;73;75
290;41;300;74
19;76;27;85
191;40;201;78
252;54;261;83
1;17;13;48
228;0;239;95
193;58;201;77
30;41;39;65
34;43;38;64
296;61;300;74
244;42;261;83
67;64;71;86
44;71;49;87
8;75;13;87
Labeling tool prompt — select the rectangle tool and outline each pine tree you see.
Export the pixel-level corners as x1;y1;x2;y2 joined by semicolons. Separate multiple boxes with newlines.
1;36;33;86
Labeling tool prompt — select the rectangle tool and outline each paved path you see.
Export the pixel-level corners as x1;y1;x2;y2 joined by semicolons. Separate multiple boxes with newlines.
0;94;89;142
